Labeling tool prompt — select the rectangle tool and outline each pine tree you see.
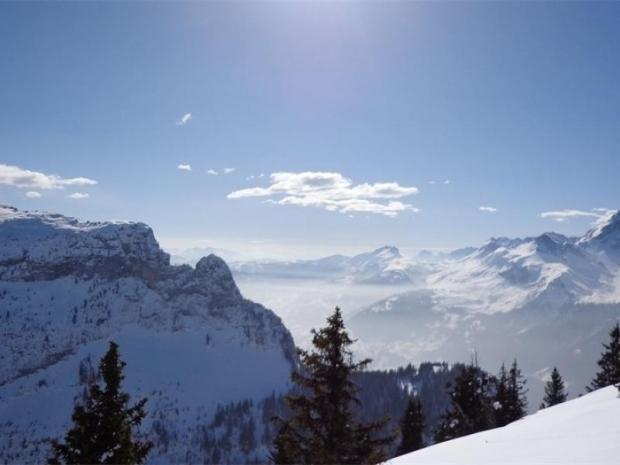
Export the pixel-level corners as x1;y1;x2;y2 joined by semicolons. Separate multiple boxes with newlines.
493;360;527;426
49;342;152;465
434;361;495;443
589;323;620;391
540;367;568;408
272;307;394;465
396;395;425;456
493;363;510;427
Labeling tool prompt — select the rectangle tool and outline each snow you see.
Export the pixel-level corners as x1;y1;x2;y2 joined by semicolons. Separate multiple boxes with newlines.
0;206;296;463
391;386;620;465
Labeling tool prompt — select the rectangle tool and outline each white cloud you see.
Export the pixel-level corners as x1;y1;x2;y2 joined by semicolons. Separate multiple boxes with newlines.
176;113;192;126
228;171;419;217
539;209;612;223
444;179;451;185
66;192;89;200
479;206;498;213
0;163;97;190
223;167;236;174
207;169;218;176
177;164;192;171
25;191;42;199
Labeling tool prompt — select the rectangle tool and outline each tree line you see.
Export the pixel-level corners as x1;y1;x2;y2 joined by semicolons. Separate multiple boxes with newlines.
48;315;620;464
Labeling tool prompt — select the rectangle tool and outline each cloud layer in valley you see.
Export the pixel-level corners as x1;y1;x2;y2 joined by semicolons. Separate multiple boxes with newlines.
228;171;419;217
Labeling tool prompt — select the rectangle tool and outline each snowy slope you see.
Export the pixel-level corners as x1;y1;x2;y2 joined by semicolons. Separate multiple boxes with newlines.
0;205;296;464
391;386;620;465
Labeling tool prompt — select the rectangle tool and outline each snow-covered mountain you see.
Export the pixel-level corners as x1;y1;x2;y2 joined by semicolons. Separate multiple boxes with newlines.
231;246;422;285
349;211;620;404
0;205;296;464
391;385;620;465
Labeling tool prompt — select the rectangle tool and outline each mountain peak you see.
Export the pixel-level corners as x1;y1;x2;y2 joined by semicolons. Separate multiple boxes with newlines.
371;245;401;258
580;210;620;244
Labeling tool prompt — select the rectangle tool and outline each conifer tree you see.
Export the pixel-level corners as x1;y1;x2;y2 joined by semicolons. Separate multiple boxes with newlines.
540;367;568;408
494;360;527;426
272;307;394;465
396;395;425;456
589;323;620;391
493;363;510;426
49;342;152;465
434;361;495;443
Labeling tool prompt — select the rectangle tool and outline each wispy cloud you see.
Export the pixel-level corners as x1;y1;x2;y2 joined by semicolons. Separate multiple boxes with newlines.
66;192;89;200
0;163;97;190
25;191;42;199
177;164;192;172
207;169;218;176
539;208;613;223
228;171;419;217
223;167;236;174
176;113;192;126
479;206;498;213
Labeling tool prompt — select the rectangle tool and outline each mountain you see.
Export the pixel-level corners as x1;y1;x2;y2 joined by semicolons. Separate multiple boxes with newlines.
232;246;423;285
392;385;620;465
349;211;620;404
0;205;296;464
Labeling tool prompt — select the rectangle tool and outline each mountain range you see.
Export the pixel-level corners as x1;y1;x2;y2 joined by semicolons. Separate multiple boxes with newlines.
226;211;620;404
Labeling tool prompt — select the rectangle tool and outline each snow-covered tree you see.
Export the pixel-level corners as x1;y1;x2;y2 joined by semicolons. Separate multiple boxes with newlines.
272;307;394;464
589;323;620;391
396;395;425;455
48;342;152;465
540;367;568;408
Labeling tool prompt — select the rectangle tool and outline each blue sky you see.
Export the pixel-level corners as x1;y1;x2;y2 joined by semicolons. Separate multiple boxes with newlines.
1;2;619;259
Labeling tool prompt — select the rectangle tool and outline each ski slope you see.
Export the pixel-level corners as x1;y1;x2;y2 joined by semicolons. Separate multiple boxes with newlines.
391;386;620;465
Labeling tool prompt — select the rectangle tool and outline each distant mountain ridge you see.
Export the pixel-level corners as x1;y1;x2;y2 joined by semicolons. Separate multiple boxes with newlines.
0;205;296;464
349;210;620;405
231;245;425;285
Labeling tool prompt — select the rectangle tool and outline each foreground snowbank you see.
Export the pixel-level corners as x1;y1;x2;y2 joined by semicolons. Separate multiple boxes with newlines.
391;386;620;465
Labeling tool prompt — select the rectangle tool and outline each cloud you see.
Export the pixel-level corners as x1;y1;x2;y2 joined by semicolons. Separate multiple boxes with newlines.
479;206;498;213
228;171;419;217
66;192;89;200
539;208;612;223
223;167;236;174
177;164;192;171
25;191;42;199
207;169;218;176
0;163;97;190
444;179;451;185
176;113;192;126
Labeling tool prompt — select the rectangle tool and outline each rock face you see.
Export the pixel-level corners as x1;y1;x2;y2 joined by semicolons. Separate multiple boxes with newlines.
0;205;296;464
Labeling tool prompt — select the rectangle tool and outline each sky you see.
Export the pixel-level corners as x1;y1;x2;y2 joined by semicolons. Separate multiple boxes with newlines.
1;1;619;259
